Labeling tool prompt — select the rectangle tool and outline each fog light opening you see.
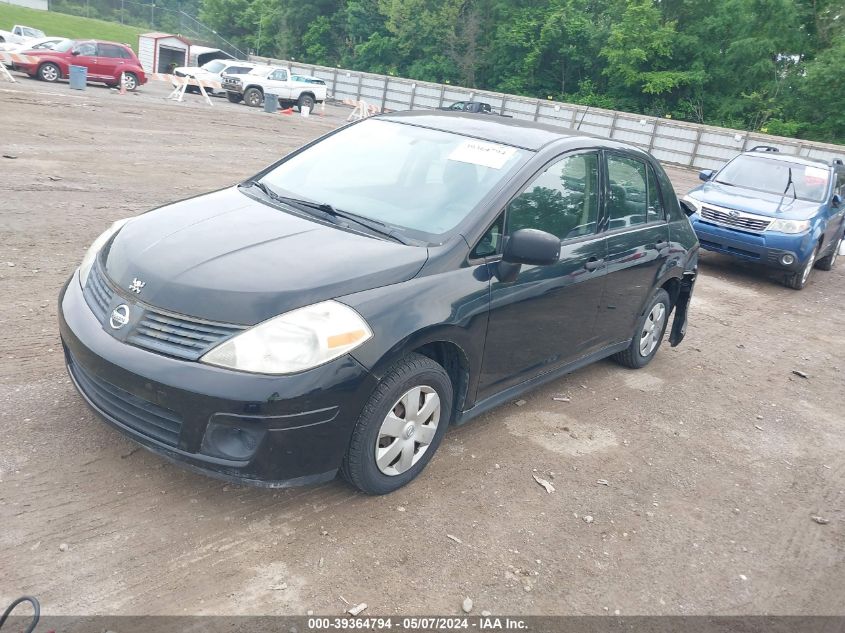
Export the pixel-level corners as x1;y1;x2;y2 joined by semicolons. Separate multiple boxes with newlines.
201;422;263;461
780;253;795;266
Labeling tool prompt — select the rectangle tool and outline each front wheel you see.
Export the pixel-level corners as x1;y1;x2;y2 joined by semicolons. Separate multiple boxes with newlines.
815;234;842;271
243;87;263;107
786;246;819;290
341;353;453;495
613;289;671;369
38;62;60;82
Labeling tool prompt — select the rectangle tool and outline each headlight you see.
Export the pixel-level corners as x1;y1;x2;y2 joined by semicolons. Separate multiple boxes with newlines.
78;218;132;288
766;219;811;234
682;195;702;214
201;300;372;375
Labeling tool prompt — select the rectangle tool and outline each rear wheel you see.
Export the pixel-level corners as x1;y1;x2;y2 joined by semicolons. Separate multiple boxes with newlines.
341;353;453;495
297;93;315;112
243;87;263;107
38;62;60;82
613;289;671;369
786;246;819;289
121;72;138;91
815;234;842;271
226;91;242;103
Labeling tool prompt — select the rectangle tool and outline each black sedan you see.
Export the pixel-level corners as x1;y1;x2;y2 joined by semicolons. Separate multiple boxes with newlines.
59;112;699;494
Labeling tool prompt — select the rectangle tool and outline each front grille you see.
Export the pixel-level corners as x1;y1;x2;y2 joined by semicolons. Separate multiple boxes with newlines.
83;259;245;361
69;355;183;447
126;308;245;361
82;259;114;322
700;206;771;233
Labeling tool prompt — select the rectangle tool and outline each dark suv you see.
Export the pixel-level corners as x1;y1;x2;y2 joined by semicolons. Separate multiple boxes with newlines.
59;112;698;494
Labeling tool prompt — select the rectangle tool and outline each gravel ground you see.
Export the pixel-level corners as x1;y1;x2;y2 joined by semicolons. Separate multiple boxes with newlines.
1;75;843;616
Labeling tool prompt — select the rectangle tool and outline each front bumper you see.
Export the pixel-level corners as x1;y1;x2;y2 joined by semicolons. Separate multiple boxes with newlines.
690;215;813;271
59;274;379;487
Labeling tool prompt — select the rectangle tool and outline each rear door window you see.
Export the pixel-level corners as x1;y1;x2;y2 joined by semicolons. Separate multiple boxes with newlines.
646;164;665;222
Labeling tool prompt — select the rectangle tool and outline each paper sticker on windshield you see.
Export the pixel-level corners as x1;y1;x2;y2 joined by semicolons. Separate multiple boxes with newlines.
804;166;829;185
448;140;517;169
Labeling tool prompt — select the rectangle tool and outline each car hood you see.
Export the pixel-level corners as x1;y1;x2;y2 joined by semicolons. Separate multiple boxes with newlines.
174;66;210;76
688;181;822;220
104;187;428;325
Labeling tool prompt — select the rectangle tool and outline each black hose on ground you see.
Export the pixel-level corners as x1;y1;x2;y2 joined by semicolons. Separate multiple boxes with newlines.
0;596;40;633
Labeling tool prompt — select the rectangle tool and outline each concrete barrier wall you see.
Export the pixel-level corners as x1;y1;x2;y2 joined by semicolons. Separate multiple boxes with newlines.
252;56;845;171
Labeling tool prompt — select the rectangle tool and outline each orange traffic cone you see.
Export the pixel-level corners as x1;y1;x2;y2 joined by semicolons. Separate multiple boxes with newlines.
280;107;294;115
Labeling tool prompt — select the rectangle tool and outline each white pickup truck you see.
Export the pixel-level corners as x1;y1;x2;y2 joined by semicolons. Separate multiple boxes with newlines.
0;24;45;47
221;65;327;112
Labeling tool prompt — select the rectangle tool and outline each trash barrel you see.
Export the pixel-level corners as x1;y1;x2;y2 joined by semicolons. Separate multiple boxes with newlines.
68;65;87;90
263;93;278;113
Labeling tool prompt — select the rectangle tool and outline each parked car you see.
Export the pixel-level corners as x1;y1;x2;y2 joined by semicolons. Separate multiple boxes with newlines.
59;112;698;494
0;24;45;46
1;36;65;67
440;101;494;114
221;65;327;111
13;39;147;90
172;58;259;95
683;146;845;289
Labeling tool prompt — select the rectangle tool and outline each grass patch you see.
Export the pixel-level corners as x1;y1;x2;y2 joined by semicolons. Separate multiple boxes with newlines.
0;5;144;50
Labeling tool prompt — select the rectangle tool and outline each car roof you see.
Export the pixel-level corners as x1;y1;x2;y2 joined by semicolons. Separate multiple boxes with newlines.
743;149;834;169
379;110;602;151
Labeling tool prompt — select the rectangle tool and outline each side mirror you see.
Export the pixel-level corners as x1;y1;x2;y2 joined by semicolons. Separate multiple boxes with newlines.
497;229;560;283
503;229;560;265
699;169;715;182
71;49;81;56
679;200;697;217
832;194;842;208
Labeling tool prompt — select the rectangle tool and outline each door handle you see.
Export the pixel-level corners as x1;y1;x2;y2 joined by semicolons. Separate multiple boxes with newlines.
584;257;605;271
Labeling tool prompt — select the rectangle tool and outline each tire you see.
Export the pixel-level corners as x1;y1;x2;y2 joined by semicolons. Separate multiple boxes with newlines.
815;233;843;271
297;93;315;112
226;91;242;104
121;72;138;91
243;87;263;107
341;353;453;495
786;245;819;289
612;289;671;369
38;62;60;83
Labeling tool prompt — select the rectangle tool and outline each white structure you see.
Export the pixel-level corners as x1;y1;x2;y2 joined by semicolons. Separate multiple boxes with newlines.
3;0;48;9
138;32;190;75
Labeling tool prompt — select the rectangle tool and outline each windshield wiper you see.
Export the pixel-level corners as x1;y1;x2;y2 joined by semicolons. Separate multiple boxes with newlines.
278;195;409;244
243;180;409;244
783;167;797;199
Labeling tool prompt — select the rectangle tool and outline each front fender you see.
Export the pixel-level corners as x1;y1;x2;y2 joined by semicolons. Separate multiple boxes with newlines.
340;265;492;410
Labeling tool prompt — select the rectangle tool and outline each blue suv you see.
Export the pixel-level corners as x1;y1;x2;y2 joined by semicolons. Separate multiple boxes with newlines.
682;146;845;289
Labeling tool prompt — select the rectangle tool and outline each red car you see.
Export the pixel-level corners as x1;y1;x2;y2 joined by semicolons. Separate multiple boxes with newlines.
14;39;147;90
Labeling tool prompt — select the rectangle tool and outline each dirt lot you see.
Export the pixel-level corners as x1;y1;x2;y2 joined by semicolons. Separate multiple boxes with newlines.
1;76;844;617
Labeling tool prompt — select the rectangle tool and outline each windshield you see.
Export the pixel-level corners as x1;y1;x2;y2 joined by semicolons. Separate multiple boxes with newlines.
51;39;75;52
716;155;830;202
202;60;226;73
259;119;527;240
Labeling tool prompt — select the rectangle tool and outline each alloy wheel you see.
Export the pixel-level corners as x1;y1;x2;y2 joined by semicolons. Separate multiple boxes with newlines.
375;385;440;476
40;64;58;82
801;248;817;285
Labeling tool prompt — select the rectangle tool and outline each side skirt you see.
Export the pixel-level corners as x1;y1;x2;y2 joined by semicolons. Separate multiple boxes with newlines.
453;341;630;426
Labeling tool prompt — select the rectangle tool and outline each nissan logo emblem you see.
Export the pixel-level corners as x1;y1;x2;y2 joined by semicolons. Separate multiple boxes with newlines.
109;304;130;330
